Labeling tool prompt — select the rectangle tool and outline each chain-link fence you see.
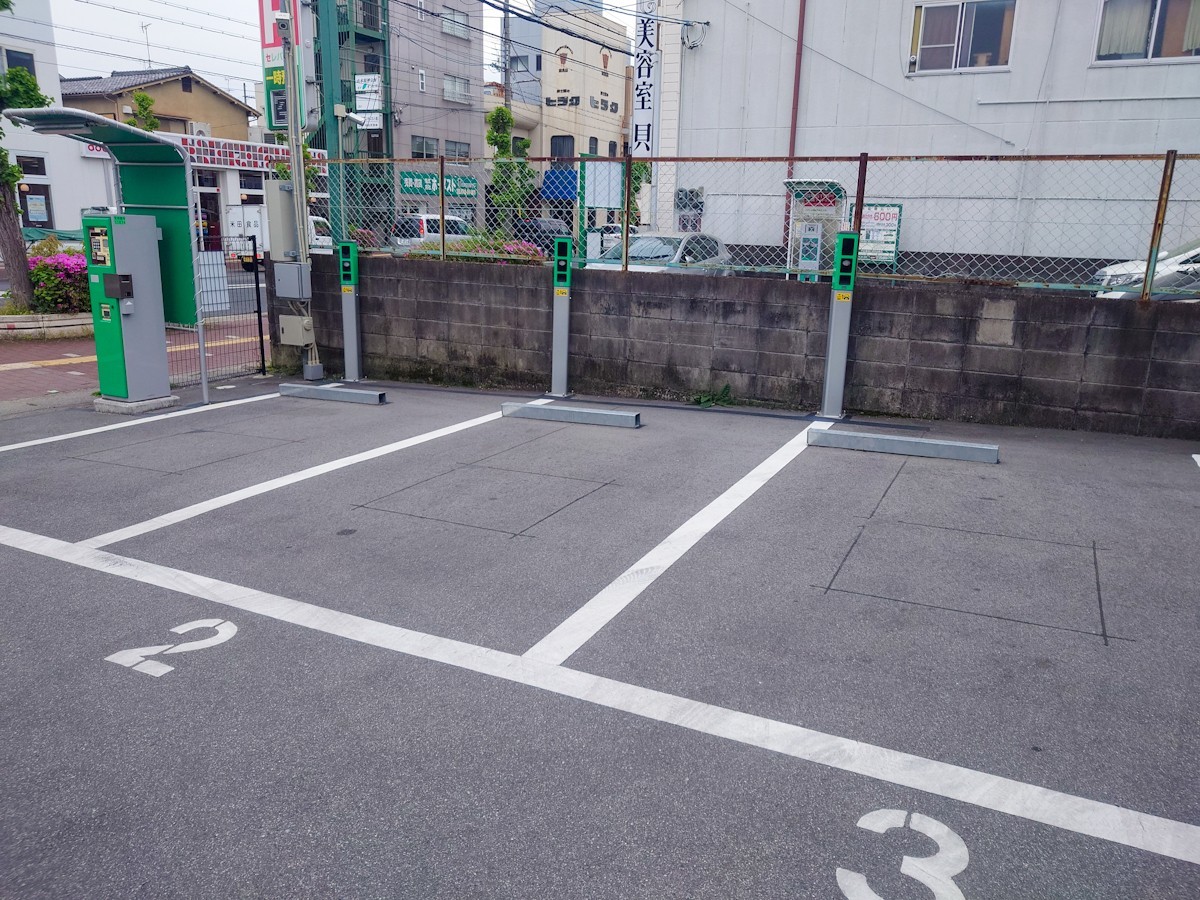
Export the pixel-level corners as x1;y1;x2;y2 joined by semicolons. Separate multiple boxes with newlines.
310;153;1199;296
168;235;268;389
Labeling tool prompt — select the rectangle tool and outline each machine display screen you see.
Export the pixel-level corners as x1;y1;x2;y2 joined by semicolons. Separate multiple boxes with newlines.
89;226;111;267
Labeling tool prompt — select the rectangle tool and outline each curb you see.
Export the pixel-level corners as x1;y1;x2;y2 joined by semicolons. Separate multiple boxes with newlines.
0;314;94;341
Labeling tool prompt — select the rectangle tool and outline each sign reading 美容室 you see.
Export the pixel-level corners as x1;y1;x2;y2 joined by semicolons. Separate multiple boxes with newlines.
399;172;479;198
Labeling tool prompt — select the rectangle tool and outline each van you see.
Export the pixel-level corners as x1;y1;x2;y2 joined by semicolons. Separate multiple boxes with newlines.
392;214;472;249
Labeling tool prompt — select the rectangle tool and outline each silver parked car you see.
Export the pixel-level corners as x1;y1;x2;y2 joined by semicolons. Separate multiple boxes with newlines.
589;232;730;272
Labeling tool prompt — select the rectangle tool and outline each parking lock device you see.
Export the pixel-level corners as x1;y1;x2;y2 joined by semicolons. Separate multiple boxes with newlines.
821;231;860;418
549;236;573;397
337;241;361;381
83;212;171;403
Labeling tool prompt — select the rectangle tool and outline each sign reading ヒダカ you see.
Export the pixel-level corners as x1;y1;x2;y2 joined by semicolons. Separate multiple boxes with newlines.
632;0;658;157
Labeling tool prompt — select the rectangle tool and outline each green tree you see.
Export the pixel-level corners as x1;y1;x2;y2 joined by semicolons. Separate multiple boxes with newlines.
124;91;160;131
629;161;652;224
485;106;536;224
0;64;52;311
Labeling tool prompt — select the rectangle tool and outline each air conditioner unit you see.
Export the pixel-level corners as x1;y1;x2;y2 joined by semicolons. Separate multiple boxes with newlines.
188;122;212;137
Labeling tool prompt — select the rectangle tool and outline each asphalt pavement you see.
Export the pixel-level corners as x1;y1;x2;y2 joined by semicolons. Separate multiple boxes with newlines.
0;377;1197;898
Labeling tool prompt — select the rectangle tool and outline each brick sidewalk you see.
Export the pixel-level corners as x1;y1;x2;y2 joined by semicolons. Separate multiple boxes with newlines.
0;337;99;401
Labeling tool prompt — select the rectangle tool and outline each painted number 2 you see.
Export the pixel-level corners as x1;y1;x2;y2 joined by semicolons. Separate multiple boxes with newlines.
837;809;969;900
105;619;238;678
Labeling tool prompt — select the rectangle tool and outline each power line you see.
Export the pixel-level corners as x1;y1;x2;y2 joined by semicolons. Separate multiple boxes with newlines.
75;0;258;41
135;0;257;28
15;32;256;86
7;14;260;67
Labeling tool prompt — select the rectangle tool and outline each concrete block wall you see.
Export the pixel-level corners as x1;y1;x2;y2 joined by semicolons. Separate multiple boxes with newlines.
268;256;1200;439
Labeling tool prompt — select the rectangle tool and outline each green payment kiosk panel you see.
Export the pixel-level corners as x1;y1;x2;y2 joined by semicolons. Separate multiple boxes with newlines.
84;213;171;402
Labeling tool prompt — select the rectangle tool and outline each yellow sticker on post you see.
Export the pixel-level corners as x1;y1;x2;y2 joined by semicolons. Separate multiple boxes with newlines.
341;285;353;294
835;291;853;303
555;287;569;297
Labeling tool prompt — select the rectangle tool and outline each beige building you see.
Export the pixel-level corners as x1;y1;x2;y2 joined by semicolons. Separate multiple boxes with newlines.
488;8;630;161
60;67;257;140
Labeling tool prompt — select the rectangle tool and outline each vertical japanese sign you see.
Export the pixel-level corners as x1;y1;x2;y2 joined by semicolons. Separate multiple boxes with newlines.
632;0;658;157
259;0;287;131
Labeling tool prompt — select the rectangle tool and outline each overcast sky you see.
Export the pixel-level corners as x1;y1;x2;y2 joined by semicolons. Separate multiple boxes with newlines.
43;0;637;109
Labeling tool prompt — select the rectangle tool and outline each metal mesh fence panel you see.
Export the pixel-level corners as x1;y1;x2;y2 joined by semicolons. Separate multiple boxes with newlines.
312;153;1190;291
1156;154;1200;299
168;236;268;389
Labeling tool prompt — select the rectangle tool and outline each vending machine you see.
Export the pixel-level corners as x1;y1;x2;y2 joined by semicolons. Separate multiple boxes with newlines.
83;212;172;403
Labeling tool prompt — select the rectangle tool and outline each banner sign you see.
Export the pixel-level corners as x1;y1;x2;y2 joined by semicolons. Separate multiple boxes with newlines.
399;172;479;198
632;0;659;156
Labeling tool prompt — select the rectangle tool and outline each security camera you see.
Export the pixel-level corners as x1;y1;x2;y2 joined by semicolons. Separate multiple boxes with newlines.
275;12;292;34
345;112;367;126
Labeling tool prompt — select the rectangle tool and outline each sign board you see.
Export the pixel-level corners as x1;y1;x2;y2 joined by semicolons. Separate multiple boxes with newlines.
399;172;479;198
795;222;822;271
852;203;902;264
259;0;286;131
163;134;328;172
583;160;623;210
354;73;383;130
631;0;659;156
80;142;111;159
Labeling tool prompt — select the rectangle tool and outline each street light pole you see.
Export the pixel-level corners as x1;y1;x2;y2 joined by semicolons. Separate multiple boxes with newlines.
279;0;309;266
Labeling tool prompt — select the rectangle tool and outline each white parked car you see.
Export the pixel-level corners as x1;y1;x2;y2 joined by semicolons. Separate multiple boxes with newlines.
589;232;730;272
309;215;333;252
391;214;473;249
1092;236;1200;292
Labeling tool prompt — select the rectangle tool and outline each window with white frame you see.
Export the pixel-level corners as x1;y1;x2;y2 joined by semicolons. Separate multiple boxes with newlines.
445;140;470;162
1097;0;1200;61
441;8;469;39
412;135;438;159
910;1;1016;72
418;69;427;91
417;0;426;20
443;74;470;103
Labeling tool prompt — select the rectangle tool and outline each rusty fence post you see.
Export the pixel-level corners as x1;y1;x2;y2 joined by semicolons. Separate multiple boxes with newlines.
622;153;634;273
1142;150;1177;301
852;151;868;234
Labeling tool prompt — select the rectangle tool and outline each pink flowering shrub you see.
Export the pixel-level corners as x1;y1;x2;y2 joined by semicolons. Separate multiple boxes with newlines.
27;252;90;314
402;235;546;266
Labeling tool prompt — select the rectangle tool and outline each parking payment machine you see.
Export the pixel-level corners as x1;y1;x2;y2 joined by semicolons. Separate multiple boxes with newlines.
83;212;172;403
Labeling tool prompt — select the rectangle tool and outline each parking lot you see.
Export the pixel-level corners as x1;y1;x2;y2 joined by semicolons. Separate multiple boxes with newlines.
1;379;1197;898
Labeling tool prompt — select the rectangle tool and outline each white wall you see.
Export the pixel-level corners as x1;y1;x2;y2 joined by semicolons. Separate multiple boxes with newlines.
2;0;111;232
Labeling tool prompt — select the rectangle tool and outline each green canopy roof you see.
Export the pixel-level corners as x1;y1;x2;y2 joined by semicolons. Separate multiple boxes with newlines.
2;106;188;165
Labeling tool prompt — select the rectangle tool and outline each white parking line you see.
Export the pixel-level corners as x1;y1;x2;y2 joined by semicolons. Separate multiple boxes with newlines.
77;399;554;550
1192;454;1199;468
523;420;833;665
0;393;281;455
0;520;1196;865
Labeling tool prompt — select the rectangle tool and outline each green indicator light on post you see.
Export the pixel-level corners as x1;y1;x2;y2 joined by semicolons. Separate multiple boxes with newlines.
553;236;573;289
832;231;859;292
337;241;359;286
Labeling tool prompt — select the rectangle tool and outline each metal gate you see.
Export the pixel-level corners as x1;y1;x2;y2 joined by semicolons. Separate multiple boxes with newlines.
167;235;268;388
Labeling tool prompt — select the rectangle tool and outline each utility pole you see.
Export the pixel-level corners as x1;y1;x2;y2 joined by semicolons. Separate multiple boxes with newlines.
502;1;512;109
279;0;309;266
140;23;151;67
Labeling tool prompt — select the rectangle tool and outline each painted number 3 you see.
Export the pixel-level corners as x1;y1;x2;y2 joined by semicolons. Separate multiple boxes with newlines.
837;809;969;900
105;619;237;678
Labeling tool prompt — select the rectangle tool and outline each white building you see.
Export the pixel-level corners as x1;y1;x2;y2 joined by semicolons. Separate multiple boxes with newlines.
642;0;1200;271
2;0;111;232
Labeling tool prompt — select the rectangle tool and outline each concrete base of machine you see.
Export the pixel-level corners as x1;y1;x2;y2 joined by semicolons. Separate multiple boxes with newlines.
279;383;387;404
303;363;325;381
808;428;999;463
501;402;640;428
94;395;180;415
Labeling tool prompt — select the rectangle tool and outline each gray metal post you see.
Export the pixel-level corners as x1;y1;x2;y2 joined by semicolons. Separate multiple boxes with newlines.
341;285;361;382
821;291;852;418
550;288;570;397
